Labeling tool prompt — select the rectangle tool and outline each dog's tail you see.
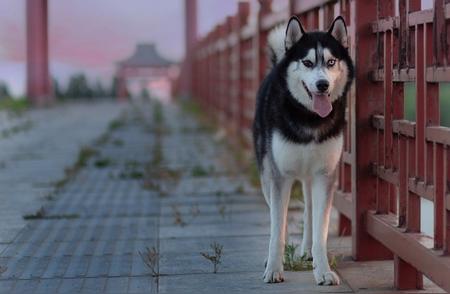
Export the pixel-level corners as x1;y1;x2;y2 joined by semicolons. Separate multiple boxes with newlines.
267;25;286;67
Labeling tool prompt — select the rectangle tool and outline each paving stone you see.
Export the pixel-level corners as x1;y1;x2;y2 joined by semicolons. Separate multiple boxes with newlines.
81;277;107;293
0;102;123;245
41;256;72;278
109;254;133;277
159;271;353;294
20;256;51;279
128;276;155;294
105;276;130;293
160;248;267;275
159;222;270;239
57;277;84;293
159;210;270;227
160;235;270;254
0;280;15;293
86;255;113;277
0;244;7;255
35;278;62;293
11;278;41;293
65;255;91;278
160;202;268;217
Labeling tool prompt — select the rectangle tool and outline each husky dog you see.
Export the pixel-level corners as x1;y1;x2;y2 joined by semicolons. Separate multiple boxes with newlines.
253;16;354;285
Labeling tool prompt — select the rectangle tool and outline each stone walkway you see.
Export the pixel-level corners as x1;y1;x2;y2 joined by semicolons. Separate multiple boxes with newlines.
0;100;443;293
0;101;123;247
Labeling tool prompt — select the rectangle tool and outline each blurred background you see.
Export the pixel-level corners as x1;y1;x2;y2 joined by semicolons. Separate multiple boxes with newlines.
0;0;243;104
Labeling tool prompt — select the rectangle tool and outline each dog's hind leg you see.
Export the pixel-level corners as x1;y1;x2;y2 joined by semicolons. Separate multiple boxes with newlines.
260;175;270;206
260;172;271;269
311;174;340;285
263;177;293;283
300;178;312;260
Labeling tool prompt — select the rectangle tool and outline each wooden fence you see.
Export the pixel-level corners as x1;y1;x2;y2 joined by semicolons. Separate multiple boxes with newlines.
185;0;450;291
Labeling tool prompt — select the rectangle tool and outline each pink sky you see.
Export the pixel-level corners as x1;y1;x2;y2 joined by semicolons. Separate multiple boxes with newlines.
0;0;239;95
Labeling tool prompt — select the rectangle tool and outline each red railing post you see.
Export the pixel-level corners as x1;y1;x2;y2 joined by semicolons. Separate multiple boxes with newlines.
237;1;250;144
26;0;52;105
352;0;393;261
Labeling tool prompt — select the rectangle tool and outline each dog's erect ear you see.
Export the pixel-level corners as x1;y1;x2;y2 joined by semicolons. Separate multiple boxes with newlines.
328;16;348;48
285;16;305;51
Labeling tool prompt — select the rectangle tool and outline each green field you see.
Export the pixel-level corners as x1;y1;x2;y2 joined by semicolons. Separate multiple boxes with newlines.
404;82;450;127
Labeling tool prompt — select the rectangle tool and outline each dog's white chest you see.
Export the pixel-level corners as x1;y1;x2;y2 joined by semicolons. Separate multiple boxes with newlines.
271;131;343;177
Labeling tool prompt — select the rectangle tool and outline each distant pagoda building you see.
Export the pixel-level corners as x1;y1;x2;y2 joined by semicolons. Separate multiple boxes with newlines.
116;43;178;101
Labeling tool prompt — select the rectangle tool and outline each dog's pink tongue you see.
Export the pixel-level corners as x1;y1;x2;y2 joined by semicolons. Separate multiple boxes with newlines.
312;94;332;118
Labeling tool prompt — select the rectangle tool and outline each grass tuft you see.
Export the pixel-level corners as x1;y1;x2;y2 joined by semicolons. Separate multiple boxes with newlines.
108;119;124;131
23;207;79;220
291;181;303;201
0;265;7;276
138;246;160;277
76;147;99;168
191;165;209;177
1;120;33;138
200;242;224;274
171;205;186;226
0;98;28;114
283;243;314;271
94;157;112;168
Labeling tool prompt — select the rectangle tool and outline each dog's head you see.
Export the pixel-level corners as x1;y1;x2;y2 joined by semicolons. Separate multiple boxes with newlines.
281;16;353;118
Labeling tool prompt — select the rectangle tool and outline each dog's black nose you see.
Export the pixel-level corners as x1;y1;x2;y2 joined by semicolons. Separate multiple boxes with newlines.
316;80;329;92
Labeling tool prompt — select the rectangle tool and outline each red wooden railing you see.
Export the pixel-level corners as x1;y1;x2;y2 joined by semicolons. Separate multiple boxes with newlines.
183;0;450;291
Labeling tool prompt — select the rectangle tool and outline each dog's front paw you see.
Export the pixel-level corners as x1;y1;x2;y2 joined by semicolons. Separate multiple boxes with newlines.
263;265;284;283
313;269;340;285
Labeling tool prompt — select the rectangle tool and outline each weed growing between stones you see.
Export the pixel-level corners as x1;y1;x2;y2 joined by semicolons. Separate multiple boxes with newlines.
0;265;6;276
119;169;144;180
189;164;218;178
290;181;304;202
141;100;182;195
94;157;112;168
190;203;200;217
1;120;33;139
234;185;245;194
217;203;227;219
171;204;186;226
108;118;125;131
75;147;99;168
283;243;314;271
190;165;208;177
52;146;99;190
139;246;159;277
23;207;79;220
200;242;224;274
23;207;46;219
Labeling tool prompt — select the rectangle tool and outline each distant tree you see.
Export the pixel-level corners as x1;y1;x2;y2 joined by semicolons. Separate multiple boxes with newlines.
66;73;93;99
92;79;106;98
109;76;118;98
53;78;65;100
0;81;11;99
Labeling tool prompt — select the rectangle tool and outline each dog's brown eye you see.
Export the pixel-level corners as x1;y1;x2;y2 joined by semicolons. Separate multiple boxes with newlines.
327;59;336;67
302;60;313;68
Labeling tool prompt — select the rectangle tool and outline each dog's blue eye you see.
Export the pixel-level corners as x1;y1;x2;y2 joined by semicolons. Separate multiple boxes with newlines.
327;59;336;67
302;60;313;68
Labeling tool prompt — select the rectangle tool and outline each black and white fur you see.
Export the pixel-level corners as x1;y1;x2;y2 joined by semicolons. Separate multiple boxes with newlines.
253;16;354;285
